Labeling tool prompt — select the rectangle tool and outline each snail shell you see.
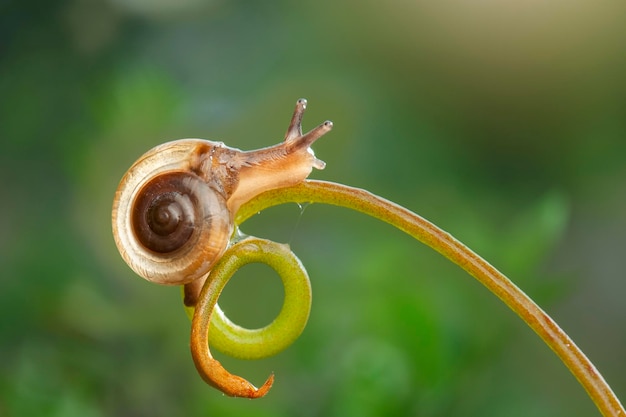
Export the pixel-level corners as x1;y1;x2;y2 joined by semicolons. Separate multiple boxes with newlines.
112;99;332;286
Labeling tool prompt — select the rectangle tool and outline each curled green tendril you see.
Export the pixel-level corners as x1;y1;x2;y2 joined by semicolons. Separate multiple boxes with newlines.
186;236;311;360
189;179;624;416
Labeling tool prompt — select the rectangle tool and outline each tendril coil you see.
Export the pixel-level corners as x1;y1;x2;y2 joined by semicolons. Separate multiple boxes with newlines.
185;180;624;417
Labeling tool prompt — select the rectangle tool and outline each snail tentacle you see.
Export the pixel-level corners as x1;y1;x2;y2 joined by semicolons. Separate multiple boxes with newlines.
284;98;307;141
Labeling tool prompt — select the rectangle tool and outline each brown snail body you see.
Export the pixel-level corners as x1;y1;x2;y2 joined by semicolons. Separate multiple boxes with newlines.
112;99;332;287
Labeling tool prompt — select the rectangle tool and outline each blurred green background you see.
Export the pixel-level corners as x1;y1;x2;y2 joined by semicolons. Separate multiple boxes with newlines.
1;0;625;416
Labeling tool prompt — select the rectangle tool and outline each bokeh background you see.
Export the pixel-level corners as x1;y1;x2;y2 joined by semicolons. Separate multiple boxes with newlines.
1;0;625;416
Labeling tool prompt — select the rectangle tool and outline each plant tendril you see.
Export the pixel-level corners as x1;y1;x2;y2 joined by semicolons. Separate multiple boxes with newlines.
223;179;622;416
189;236;311;397
187;179;623;415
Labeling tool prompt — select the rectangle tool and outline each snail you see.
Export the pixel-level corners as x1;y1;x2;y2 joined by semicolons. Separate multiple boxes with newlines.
112;99;332;292
112;100;331;398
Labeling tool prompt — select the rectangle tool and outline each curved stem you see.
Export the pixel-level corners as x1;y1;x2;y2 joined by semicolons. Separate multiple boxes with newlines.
236;180;624;417
190;236;312;397
189;236;312;360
